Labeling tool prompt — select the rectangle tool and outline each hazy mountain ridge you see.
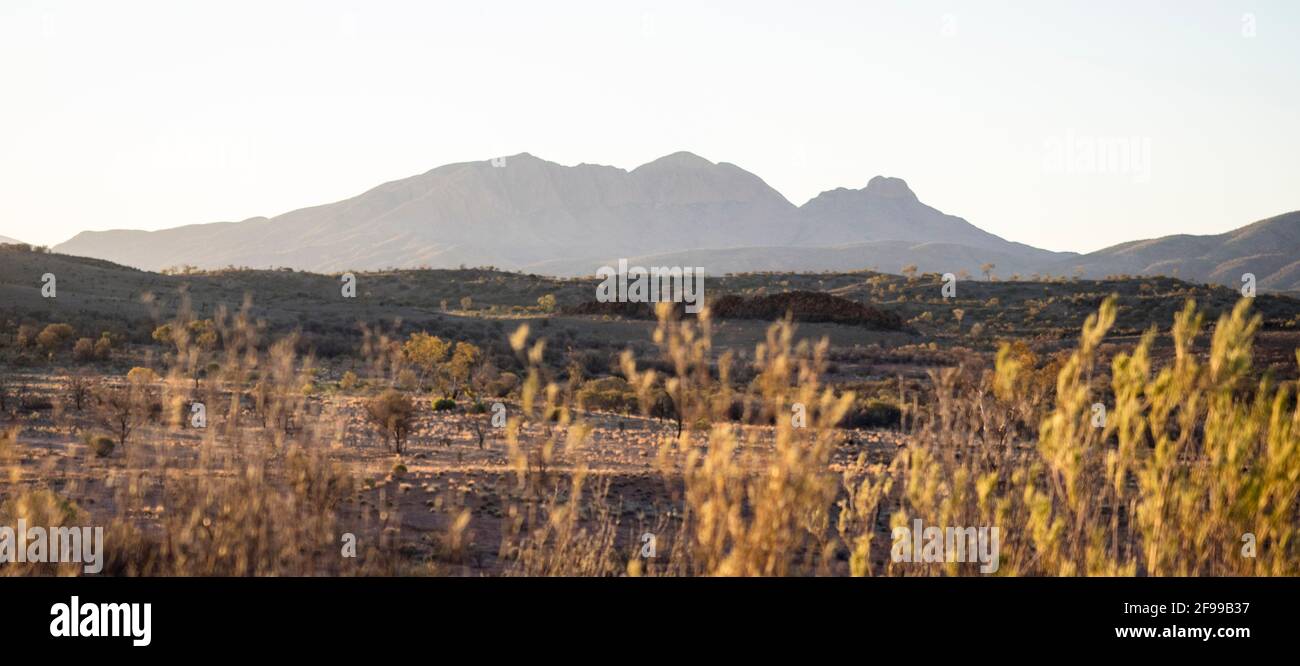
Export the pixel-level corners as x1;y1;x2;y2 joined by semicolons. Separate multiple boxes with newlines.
57;152;806;272
1049;211;1300;290
49;152;1300;290
53;151;1058;275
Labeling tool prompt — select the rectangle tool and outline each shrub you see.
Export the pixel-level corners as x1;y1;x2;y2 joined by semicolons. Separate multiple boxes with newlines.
151;324;174;346
15;324;37;349
841;399;902;428
19;394;54;411
486;372;519;398
432;397;457;412
396;369;418;390
36;323;75;353
576;376;638;413
127;367;160;384
365;390;416;453
711;291;905;330
85;433;116;458
339;370;359;390
73;338;96;362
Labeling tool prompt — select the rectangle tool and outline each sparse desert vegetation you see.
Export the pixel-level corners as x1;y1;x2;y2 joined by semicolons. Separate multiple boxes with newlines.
1;247;1298;576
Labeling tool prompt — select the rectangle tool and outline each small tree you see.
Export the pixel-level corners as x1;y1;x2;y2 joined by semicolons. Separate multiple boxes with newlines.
438;342;483;400
151;324;175;347
467;412;491;449
95;384;150;450
72;338;96;362
93;334;113;360
15;324;37;348
187;319;218;349
980;262;996;281
469;361;500;400
402;332;449;388
365;390;416;453
36;323;75;354
67;372;94;412
537;294;557;313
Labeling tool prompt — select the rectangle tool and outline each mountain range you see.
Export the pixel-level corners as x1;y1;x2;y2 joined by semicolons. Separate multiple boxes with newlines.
50;152;1300;291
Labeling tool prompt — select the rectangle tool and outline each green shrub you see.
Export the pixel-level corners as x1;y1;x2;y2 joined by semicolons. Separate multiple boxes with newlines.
432;397;457;412
86;434;115;458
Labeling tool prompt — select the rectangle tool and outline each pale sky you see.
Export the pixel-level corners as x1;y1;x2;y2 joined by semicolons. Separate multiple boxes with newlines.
1;0;1297;252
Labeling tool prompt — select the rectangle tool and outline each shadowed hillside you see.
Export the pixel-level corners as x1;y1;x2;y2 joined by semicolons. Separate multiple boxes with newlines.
1053;211;1300;290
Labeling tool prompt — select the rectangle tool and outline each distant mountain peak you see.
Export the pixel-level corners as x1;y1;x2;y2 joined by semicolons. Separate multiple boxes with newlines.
638;151;715;169
485;152;543;166
50;152;1086;283
863;176;917;201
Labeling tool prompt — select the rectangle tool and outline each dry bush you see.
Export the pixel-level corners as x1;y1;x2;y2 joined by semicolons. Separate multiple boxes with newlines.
503;473;624;576
645;307;851;576
94;382;154;450
72;338;96;362
36;323;75;354
365;390;416;453
67;371;94;412
835;296;1300;576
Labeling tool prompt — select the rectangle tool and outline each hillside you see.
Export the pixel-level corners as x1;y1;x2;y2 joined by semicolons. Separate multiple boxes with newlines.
5;245;1298;364
1054;211;1300;291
